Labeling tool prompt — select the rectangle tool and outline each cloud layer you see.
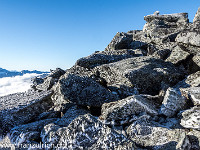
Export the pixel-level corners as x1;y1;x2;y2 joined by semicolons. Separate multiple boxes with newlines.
0;73;40;96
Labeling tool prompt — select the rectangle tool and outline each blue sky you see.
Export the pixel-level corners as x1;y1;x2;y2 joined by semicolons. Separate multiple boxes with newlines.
0;0;199;71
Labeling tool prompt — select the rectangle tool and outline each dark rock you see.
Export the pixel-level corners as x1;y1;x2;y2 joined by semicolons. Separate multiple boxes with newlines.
187;130;200;149
0;90;53;134
52;73;119;107
76;49;135;69
49;68;65;79
94;56;185;95
152;49;171;60
99;95;158;125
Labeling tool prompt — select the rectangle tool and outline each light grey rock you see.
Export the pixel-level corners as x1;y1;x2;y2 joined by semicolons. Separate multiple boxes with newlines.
193;54;200;68
193;7;200;24
176;31;200;47
126;115;188;149
41;123;67;148
160;88;188;117
76;49;135;69
57;114;134;149
175;71;200;88
52;72;119;107
0;90;53;134
165;46;190;65
143;12;188;37
181;106;200;130
99;95;158;125
94;56;185;95
36;77;55;91
180;87;200;106
9;118;57;146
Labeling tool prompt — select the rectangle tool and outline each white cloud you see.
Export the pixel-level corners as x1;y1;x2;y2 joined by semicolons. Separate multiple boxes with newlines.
0;73;40;96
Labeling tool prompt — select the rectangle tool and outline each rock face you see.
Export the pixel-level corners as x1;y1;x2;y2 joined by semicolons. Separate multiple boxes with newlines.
100;95;158;125
0;90;53;134
1;8;200;149
193;7;200;24
160;88;188;117
95;56;184;95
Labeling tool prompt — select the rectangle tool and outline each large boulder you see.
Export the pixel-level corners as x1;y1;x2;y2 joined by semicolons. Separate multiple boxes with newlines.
76;49;136;69
143;12;188;37
165;46;190;65
57;114;135;149
126;115;189;149
52;73;119;107
105;32;147;51
160;88;188;117
99;95;158;125
94;56;185;95
0;90;53;134
180;106;200;130
9;118;57;147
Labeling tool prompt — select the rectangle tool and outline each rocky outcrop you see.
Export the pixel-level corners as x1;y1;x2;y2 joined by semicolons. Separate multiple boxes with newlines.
0;90;53;134
99;95;158;125
193;7;200;24
1;8;200;149
95;56;184;95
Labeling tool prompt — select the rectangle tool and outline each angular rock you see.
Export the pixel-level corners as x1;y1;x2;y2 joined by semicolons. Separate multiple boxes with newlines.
41;123;67;148
176;134;192;150
9;118;57;146
94;56;185;95
99;95;158;125
193;7;200;24
160;88;188;117
152;49;171;60
187;130;200;149
143;12;188;37
165;46;190;65
76;49;135;69
126;115;188;149
52;73;119;107
180;87;200;106
176;30;200;48
193;54;200;68
55;105;89;127
175;71;200;88
0;90;53;134
57;114;133;149
181;106;200;130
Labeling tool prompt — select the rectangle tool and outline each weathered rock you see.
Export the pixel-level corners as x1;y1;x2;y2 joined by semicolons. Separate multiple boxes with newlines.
143;12;188;37
126;115;188;149
33;68;65;91
99;95;158;125
105;32;147;51
55;105;89;127
193;54;200;68
41;123;67;148
9;118;57;146
193;7;200;24
94;56;185;95
165;46;190;65
160;88;188;117
76;49;135;69
187;130;200;149
152;49;171;60
181;87;200;106
57;114;134;149
175;71;200;88
181;106;200;130
52;73;119;107
0;90;53;134
176;134;192;150
176;30;200;48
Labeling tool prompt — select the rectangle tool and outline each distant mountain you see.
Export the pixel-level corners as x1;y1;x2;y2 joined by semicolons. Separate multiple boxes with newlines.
0;67;49;78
